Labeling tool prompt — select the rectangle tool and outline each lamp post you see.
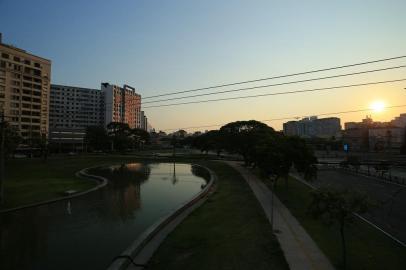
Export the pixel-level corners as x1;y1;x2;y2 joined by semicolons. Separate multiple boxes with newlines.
269;174;275;231
0;112;6;204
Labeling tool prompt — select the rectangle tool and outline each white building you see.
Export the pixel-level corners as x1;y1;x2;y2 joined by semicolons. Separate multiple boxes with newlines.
283;116;341;138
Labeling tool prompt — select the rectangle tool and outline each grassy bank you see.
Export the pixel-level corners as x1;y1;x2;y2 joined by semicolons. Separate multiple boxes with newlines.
268;176;406;270
2;155;140;210
148;161;289;270
2;153;224;210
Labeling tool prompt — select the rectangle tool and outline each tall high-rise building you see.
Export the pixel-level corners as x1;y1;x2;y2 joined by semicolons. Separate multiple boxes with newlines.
48;82;146;151
140;110;148;131
49;84;104;148
102;83;141;128
0;34;51;139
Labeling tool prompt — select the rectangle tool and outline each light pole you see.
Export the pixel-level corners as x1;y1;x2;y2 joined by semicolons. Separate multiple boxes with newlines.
269;175;275;231
0;112;6;204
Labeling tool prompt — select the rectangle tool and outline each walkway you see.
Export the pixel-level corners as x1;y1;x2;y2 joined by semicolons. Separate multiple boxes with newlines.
225;161;334;270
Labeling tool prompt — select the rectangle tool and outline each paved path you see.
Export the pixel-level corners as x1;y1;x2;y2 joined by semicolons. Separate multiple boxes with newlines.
226;161;334;270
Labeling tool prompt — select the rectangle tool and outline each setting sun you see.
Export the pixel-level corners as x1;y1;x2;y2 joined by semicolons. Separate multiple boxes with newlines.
370;101;385;113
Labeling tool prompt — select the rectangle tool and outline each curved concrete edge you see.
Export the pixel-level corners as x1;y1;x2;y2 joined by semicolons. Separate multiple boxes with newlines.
0;165;108;214
107;164;217;270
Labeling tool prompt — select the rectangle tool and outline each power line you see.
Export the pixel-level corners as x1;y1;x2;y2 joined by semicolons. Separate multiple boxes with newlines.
143;78;406;109
160;104;406;132
142;65;406;104
143;55;406;99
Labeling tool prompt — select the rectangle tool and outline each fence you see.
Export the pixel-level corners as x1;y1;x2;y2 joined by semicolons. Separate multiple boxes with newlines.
316;164;406;186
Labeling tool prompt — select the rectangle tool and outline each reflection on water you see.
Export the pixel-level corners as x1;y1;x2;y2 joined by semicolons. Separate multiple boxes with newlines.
0;163;207;270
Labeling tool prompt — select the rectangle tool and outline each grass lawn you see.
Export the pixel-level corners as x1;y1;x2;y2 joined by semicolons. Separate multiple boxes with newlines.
1;153;223;210
3;156;289;269
267;176;406;270
2;155;141;210
148;161;289;270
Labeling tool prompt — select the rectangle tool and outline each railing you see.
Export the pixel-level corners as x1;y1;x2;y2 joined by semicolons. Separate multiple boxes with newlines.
316;163;406;186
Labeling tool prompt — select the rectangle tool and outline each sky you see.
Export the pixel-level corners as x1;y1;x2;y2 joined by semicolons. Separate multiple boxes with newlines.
1;0;406;132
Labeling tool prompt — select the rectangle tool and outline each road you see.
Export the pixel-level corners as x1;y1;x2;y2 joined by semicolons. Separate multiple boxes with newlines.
314;169;406;244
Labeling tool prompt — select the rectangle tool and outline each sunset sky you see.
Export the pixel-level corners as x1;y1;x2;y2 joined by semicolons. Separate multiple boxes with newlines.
1;0;405;131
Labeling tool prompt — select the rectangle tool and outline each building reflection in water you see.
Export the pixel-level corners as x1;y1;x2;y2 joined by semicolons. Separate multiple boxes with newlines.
172;162;178;185
0;162;208;270
94;163;151;221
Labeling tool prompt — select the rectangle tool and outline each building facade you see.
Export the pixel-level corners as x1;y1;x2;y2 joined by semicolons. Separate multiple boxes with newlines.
343;115;406;152
283;116;341;138
390;113;406;128
140;110;148;131
102;83;141;129
49;84;104;149
49;83;147;151
369;127;404;151
0;34;51;140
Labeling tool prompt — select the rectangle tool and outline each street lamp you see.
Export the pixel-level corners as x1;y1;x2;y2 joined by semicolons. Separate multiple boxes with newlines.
268;173;276;231
0;112;12;204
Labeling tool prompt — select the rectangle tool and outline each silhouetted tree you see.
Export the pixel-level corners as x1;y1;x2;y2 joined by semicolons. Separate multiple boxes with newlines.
85;126;109;151
1;123;22;157
176;129;187;138
107;122;132;152
308;188;371;269
255;134;317;186
285;136;318;182
130;128;150;149
255;133;292;184
192;130;223;156
220;120;276;165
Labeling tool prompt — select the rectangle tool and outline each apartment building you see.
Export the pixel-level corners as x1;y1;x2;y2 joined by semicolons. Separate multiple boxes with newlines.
140;110;148;131
0;34;51;140
283;116;341;138
391;113;406;128
343;114;406;152
102;83;141;129
49;84;104;149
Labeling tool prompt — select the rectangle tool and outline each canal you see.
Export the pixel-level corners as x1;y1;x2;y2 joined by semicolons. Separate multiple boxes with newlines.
0;162;209;270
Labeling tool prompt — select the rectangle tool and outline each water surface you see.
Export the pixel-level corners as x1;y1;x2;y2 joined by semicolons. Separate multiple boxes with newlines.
0;162;209;270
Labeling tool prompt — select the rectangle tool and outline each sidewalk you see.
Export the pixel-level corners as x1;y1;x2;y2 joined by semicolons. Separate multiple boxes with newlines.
225;161;334;270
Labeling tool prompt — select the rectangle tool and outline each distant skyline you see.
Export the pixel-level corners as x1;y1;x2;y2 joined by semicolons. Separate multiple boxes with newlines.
1;0;406;131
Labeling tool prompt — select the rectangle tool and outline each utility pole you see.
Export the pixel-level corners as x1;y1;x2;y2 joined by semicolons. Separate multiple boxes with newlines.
0;112;6;204
270;177;275;231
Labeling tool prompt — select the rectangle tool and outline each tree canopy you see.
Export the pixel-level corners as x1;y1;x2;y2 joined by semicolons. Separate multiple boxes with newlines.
308;188;371;269
219;120;276;165
85;123;150;152
191;120;317;182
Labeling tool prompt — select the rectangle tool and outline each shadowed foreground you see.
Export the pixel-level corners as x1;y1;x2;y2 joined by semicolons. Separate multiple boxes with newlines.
148;161;289;270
